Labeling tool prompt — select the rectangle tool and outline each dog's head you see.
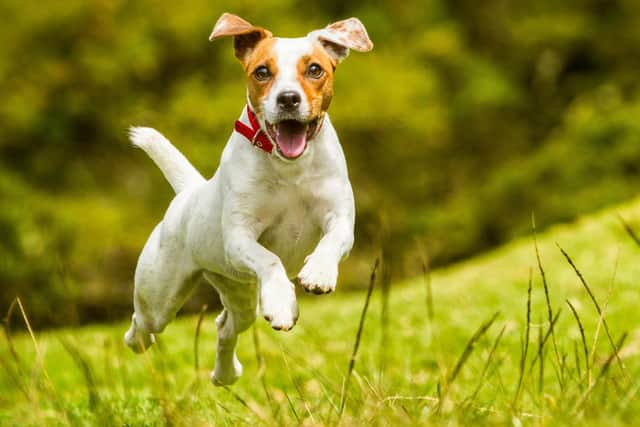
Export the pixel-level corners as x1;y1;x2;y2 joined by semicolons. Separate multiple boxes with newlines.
210;13;373;160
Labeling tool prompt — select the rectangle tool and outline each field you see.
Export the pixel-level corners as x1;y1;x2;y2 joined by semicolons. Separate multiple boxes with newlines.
2;197;640;426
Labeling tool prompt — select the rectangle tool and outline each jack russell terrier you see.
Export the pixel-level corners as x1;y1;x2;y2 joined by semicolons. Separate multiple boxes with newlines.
124;13;373;385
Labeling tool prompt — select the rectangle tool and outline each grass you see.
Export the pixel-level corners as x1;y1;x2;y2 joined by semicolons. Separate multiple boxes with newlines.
2;197;640;426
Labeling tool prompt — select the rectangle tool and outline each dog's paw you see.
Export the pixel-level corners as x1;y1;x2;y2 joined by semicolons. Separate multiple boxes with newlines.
297;253;338;294
260;276;298;331
124;313;156;353
211;354;243;386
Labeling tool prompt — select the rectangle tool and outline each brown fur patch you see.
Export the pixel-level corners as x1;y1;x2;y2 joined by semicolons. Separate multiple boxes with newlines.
244;38;279;117
209;13;272;62
296;44;336;117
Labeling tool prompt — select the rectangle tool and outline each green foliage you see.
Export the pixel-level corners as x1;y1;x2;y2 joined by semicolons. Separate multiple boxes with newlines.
1;196;639;425
1;1;640;325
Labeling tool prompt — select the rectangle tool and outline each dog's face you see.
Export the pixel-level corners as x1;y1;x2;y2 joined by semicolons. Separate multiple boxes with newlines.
210;14;373;160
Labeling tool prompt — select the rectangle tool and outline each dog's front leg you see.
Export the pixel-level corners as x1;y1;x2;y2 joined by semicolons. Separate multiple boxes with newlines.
298;212;354;294
224;227;299;331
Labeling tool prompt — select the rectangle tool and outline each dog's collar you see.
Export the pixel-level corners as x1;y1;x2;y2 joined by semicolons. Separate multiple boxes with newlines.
234;106;325;155
234;106;274;154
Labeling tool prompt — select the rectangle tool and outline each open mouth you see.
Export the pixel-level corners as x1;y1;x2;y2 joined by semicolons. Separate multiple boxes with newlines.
266;117;320;160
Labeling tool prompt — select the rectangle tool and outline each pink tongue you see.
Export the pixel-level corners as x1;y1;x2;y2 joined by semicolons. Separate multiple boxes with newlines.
276;121;307;158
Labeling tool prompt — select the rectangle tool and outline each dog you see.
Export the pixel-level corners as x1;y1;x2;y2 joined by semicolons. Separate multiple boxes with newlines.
124;13;373;385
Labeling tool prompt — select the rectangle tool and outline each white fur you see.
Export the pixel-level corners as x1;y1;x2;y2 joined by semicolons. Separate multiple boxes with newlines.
124;99;355;385
129;127;205;193
261;37;314;123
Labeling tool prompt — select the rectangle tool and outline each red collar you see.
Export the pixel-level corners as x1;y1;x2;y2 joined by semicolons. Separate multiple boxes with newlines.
234;106;325;155
234;106;274;154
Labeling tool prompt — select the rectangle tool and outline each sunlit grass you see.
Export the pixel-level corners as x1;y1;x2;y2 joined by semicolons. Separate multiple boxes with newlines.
2;197;640;426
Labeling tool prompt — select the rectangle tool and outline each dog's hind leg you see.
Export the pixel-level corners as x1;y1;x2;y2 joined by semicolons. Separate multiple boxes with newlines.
125;224;200;353
211;309;242;385
205;274;258;385
211;307;257;385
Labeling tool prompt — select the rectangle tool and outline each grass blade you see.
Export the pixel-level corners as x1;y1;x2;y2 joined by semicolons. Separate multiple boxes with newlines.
418;243;434;324
467;324;506;403
532;215;562;381
339;258;379;417
566;300;590;386
60;338;99;410
537;317;544;397
379;249;392;377
222;385;270;426
557;244;625;375
253;325;275;412
2;299;22;368
573;332;629;412
194;304;208;372
528;309;561;371
14;298;55;395
617;214;640;248
447;311;500;384
513;269;533;407
595;332;627;383
280;343;312;423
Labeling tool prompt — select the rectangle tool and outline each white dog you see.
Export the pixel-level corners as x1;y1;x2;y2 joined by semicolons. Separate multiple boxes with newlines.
124;13;373;385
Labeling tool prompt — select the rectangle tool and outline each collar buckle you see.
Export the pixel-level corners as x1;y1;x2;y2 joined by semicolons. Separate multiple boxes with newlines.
252;129;263;147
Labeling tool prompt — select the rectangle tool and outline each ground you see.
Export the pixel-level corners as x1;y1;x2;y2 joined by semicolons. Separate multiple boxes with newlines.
1;197;640;426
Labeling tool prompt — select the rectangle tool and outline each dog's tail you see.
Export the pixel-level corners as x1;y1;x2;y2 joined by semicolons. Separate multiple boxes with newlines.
129;127;206;194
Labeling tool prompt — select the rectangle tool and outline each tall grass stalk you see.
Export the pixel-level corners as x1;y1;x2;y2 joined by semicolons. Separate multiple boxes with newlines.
252;325;275;417
566;300;590;387
557;244;625;375
339;258;379;418
193;304;207;372
466;325;506;404
532;215;562;382
618;214;640;248
528;310;561;371
60;338;99;410
513;269;532;407
447;312;500;385
379;249;392;378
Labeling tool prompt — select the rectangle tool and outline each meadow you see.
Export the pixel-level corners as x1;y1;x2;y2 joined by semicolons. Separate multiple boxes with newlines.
1;197;639;426
5;1;640;327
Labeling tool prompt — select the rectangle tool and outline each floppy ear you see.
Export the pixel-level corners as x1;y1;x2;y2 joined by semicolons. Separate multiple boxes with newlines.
209;13;272;63
309;17;373;63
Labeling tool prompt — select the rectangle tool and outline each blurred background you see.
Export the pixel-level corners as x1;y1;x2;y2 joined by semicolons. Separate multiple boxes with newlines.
2;0;640;328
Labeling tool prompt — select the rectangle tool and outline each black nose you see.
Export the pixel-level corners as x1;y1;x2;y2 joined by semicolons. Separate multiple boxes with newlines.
277;91;301;111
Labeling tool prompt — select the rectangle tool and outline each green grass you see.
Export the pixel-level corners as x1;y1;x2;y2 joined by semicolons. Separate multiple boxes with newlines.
2;198;640;426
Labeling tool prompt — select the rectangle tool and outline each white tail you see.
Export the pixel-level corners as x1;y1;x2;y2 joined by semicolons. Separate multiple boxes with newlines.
129;127;205;194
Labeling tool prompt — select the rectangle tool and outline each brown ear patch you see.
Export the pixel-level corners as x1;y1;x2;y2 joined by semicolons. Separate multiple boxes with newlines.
209;13;272;63
209;13;272;41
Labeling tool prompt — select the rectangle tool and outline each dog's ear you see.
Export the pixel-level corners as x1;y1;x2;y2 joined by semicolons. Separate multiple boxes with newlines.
209;13;272;63
309;17;373;63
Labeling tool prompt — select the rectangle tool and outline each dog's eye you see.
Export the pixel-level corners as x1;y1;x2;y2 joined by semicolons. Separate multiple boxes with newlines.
253;66;272;81
306;63;324;79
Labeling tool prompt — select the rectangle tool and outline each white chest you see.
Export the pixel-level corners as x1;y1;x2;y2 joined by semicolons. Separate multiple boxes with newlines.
256;183;323;276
